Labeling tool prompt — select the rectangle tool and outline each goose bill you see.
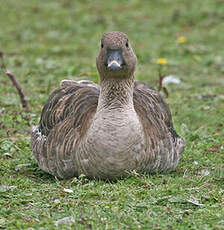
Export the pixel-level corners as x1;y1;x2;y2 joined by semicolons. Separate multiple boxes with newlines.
108;60;121;68
106;49;124;71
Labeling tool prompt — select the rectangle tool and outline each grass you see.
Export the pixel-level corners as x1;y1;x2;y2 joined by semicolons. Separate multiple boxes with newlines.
0;0;224;229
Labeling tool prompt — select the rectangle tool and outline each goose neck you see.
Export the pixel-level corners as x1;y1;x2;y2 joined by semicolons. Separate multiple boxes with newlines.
97;77;134;111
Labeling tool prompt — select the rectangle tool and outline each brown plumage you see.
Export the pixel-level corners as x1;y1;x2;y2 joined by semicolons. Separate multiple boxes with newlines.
31;31;185;179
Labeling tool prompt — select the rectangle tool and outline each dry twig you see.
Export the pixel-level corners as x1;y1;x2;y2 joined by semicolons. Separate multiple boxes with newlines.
0;51;29;110
157;67;169;97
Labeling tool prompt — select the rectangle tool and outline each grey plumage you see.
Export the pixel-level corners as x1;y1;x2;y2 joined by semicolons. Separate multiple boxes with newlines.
31;31;185;179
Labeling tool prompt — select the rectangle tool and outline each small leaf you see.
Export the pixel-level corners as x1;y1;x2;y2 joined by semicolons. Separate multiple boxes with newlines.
0;218;6;227
198;169;210;176
186;198;203;206
168;196;203;206
3;152;12;157
168;196;186;203
162;75;181;85
54;199;61;204
0;185;17;192
63;188;73;193
206;145;221;152
15;163;31;171
55;216;75;226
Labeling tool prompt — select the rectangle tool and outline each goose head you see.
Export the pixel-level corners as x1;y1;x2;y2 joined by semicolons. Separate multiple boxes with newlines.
96;31;137;80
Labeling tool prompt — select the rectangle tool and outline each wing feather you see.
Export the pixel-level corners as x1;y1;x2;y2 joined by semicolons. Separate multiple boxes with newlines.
31;81;99;178
133;86;184;172
39;81;99;136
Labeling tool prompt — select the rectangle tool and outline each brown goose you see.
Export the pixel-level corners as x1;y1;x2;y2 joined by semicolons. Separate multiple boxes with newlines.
31;31;185;180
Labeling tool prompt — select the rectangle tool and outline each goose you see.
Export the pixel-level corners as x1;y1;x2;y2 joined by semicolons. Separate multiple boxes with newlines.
31;31;185;180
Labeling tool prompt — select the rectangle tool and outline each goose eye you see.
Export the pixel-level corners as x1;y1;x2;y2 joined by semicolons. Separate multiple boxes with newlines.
125;41;129;48
101;43;104;48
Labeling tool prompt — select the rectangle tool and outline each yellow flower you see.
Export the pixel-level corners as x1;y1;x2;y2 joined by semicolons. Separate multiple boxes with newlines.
177;36;186;44
156;58;167;65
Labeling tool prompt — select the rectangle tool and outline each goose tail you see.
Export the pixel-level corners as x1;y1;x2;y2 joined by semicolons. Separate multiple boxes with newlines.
31;126;54;175
176;136;185;156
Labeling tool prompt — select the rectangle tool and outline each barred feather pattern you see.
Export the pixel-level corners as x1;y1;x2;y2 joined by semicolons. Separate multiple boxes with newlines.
31;80;184;179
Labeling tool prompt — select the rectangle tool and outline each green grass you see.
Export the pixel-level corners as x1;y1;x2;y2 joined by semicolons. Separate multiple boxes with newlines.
0;0;224;229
